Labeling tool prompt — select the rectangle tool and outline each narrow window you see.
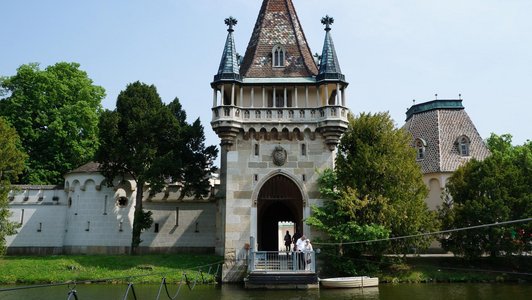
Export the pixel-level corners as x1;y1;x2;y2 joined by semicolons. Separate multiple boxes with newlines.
254;174;259;182
175;207;179;226
119;221;123;232
154;223;159;233
85;221;90;232
301;144;307;156
20;209;24;225
302;174;306;182
415;139;426;160
103;195;108;215
254;144;259;156
37;222;42;232
459;136;470;156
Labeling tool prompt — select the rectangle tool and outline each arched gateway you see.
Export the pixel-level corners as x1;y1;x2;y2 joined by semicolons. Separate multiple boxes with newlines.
257;174;303;251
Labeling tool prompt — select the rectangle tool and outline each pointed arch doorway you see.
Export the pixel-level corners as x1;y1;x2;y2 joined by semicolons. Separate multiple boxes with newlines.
257;174;303;251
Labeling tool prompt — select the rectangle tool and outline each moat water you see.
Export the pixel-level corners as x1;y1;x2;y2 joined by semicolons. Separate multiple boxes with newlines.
1;283;532;300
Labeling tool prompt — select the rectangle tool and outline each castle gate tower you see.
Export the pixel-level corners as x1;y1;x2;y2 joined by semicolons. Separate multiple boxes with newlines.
211;0;349;281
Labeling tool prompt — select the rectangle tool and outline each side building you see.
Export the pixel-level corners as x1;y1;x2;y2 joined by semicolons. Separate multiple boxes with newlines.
403;99;490;210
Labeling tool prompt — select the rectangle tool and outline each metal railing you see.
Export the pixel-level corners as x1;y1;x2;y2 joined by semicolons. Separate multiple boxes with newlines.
248;251;315;273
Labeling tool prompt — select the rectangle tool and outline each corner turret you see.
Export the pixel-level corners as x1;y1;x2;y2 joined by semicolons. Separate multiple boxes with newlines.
213;17;242;83
316;15;345;83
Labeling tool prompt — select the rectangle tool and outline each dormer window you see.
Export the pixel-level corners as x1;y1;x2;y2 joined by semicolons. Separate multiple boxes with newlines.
272;45;285;67
415;138;427;160
458;136;470;156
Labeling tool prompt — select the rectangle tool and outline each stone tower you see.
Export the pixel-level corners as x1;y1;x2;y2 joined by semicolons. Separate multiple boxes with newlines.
404;99;490;210
211;0;349;281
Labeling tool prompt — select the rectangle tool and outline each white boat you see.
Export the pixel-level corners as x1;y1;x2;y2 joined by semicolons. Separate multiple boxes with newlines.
320;276;379;288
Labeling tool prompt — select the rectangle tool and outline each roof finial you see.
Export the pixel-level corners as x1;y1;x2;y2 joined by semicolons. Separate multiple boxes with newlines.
225;16;238;32
321;15;334;31
459;93;462;100
435;93;438;100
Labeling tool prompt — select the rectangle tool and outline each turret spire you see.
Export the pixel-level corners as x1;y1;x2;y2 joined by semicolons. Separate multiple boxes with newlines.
317;15;345;82
214;16;242;82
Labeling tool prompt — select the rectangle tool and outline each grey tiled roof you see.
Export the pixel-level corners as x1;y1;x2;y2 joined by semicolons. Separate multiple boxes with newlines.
404;101;490;173
68;161;101;173
240;0;318;78
214;21;242;82
317;22;344;82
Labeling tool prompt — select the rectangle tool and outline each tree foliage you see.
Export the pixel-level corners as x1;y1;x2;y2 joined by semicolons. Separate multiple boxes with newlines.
439;134;532;259
0;62;105;184
95;82;217;254
307;112;437;274
0;117;27;255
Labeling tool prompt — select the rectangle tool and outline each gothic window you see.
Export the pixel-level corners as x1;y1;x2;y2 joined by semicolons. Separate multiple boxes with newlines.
458;136;470;156
272;45;285;68
415;138;427;160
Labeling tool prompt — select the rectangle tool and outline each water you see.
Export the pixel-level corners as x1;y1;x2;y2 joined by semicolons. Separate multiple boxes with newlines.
1;283;531;300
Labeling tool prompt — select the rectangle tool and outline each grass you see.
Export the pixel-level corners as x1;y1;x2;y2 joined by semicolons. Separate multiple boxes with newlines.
0;254;223;285
377;256;532;284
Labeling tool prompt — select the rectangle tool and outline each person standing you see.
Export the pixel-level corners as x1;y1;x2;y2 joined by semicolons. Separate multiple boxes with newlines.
303;239;313;270
283;230;292;251
295;235;307;270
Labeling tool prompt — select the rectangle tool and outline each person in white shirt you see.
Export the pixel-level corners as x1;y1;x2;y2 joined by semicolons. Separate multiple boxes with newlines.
295;235;307;270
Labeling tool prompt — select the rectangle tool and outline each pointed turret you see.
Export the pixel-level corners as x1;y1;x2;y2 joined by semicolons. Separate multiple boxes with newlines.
240;0;318;78
214;17;242;83
317;15;345;82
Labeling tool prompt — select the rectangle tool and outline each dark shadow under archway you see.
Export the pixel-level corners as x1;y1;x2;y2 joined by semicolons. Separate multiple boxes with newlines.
257;175;303;251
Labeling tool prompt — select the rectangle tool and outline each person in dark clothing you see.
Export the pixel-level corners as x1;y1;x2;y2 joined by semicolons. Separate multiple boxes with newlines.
284;230;292;251
292;231;302;250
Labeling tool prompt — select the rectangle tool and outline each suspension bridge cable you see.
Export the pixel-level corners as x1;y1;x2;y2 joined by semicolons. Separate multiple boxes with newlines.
313;217;532;246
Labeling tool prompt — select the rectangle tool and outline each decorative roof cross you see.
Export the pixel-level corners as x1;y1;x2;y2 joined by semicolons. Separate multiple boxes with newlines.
321;15;334;31
225;16;238;32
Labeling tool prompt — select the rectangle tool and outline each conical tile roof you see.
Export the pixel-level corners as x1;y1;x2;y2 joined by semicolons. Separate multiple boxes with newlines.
240;0;318;78
317;15;345;82
214;17;242;82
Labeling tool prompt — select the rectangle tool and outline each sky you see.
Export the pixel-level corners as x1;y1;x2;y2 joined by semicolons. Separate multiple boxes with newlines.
2;0;531;158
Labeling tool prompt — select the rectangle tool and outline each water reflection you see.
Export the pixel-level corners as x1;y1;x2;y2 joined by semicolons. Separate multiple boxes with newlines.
1;283;531;300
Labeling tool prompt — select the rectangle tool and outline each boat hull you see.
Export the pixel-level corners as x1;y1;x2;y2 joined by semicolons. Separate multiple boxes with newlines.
320;276;379;288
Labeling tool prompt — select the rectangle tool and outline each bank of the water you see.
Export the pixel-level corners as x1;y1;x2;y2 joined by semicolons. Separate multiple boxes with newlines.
1;255;530;285
377;256;532;284
0;254;223;284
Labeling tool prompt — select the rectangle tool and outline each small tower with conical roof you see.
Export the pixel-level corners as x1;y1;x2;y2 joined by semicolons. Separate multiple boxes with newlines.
211;0;349;282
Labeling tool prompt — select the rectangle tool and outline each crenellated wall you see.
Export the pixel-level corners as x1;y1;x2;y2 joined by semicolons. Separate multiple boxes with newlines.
6;171;218;255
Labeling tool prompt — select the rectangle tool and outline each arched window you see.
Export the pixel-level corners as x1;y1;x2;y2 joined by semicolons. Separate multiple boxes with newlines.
458;136;470;156
415;138;427;160
272;45;285;67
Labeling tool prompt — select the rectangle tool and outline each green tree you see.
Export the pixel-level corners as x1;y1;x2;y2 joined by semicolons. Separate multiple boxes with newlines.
439;134;532;259
0;62;105;184
0;117;27;255
96;82;217;254
307;113;437;273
